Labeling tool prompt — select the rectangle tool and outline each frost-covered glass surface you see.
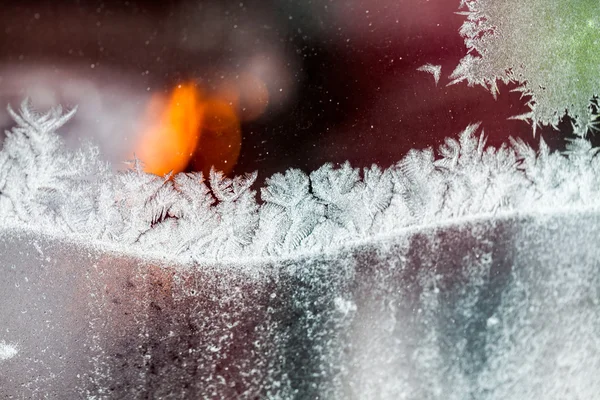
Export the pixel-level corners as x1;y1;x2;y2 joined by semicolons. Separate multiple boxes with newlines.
1;0;599;398
452;0;600;132
2;213;600;398
2;102;600;262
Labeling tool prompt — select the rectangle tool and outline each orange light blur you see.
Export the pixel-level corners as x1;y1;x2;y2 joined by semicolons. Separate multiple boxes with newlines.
137;83;203;176
191;99;241;176
137;76;264;176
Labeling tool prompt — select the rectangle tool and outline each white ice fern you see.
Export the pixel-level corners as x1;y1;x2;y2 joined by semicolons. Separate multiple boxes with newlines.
451;0;600;135
2;100;600;262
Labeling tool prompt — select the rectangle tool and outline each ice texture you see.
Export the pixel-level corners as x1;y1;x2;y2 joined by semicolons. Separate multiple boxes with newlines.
452;0;600;134
2;101;600;397
3;101;600;263
1;211;599;398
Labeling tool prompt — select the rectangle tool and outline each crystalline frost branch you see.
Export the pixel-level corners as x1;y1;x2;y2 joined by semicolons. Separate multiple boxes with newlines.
451;0;600;135
2;100;600;262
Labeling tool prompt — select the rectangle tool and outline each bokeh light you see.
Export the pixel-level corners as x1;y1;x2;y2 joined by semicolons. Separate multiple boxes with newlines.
191;98;241;175
137;83;203;176
136;81;247;176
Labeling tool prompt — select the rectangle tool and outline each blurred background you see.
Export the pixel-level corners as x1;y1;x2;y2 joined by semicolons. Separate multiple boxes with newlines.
0;0;566;180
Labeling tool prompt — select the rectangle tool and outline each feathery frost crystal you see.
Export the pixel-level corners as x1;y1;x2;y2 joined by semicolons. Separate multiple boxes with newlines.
2;102;600;398
2;100;600;262
417;64;442;86
452;0;600;134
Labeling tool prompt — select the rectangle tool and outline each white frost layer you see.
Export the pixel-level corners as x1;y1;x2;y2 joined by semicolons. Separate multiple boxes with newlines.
2;100;600;263
0;341;18;361
1;211;599;398
451;0;600;133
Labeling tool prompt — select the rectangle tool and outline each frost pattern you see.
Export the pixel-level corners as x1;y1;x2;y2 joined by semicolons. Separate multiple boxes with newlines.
417;64;442;86
451;0;600;134
2;100;600;262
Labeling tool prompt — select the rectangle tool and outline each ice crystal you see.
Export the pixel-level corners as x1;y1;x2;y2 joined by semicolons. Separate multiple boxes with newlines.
0;341;18;361
2;101;600;398
2;101;600;262
417;64;442;86
451;0;600;134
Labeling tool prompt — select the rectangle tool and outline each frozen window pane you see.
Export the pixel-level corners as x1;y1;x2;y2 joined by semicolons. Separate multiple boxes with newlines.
1;211;600;397
1;1;600;398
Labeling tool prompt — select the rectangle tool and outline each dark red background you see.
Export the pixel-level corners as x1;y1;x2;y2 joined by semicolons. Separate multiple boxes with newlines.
0;0;570;180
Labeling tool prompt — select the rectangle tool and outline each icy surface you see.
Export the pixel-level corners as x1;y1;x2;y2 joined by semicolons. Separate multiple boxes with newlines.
3;101;600;263
452;0;600;132
1;211;599;398
2;99;600;397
